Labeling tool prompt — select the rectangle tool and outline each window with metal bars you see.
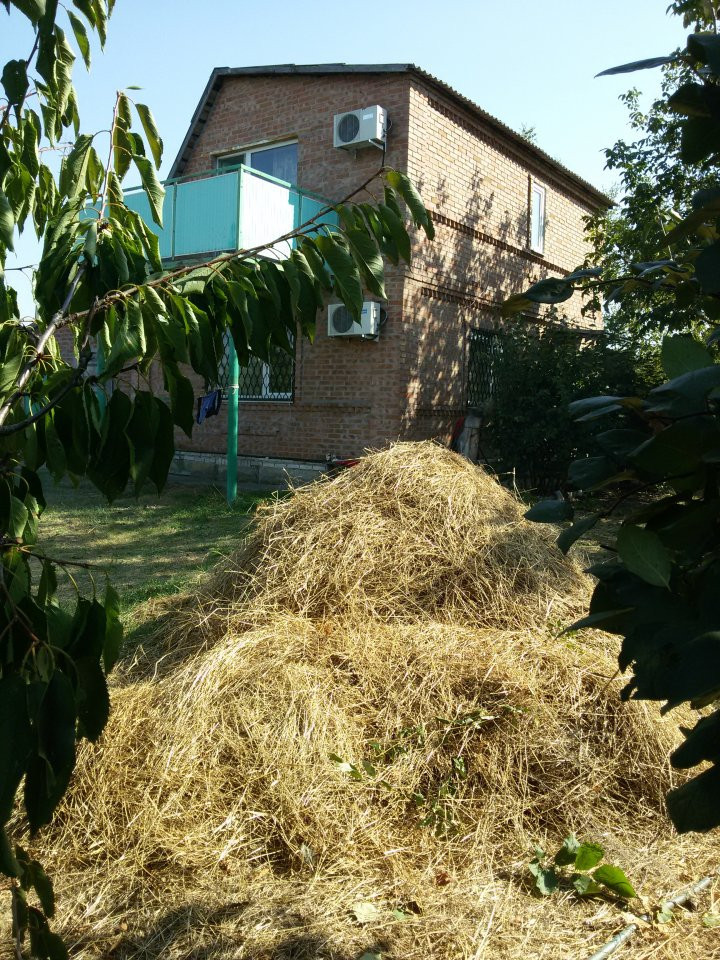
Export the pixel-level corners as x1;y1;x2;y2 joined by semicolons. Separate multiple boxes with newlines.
216;336;295;401
467;328;502;407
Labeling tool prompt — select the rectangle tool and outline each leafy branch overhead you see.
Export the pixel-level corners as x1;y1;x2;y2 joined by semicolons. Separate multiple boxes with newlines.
516;7;720;836
0;1;434;955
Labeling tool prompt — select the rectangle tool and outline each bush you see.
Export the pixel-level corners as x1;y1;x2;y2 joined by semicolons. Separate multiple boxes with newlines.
486;322;656;492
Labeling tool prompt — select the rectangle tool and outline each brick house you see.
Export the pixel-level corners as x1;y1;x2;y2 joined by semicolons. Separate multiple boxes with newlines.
137;64;611;485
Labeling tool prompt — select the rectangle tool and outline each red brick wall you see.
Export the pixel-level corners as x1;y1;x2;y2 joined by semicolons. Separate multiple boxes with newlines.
397;79;602;443
180;72;414;462
55;71;605;463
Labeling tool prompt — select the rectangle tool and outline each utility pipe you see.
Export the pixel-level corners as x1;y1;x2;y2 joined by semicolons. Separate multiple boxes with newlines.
584;874;715;960
226;335;239;505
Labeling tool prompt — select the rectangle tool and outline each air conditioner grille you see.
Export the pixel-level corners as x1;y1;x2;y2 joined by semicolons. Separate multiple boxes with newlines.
337;113;361;144
331;305;354;333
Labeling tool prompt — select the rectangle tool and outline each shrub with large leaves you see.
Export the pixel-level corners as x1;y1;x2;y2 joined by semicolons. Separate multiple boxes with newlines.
510;1;720;835
0;2;433;955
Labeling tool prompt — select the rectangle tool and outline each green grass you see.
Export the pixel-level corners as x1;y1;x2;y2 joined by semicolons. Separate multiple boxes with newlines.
37;475;272;616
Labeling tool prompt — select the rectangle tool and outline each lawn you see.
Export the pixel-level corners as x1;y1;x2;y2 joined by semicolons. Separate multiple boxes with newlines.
37;474;272;617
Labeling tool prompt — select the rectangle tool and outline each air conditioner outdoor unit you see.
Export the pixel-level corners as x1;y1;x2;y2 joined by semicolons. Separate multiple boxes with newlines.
328;302;381;339
333;105;387;150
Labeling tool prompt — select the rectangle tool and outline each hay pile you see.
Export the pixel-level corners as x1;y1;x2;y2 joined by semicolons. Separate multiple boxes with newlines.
16;443;719;959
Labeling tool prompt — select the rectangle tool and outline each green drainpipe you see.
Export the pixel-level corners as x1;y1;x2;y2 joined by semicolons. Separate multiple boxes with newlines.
226;337;239;505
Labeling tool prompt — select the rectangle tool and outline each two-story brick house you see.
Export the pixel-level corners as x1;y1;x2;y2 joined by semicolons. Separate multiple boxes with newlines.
145;63;610;485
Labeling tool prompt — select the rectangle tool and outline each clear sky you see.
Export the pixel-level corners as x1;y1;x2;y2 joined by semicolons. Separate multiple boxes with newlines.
2;0;692;312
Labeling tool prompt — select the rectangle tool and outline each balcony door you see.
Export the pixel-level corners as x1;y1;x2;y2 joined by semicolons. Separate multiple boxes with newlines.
217;140;298;185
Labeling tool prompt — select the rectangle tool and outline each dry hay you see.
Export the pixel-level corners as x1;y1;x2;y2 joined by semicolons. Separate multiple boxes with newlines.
12;442;720;959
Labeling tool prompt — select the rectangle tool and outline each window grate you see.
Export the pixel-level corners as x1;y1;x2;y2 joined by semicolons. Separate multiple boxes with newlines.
467;328;502;407
216;337;295;402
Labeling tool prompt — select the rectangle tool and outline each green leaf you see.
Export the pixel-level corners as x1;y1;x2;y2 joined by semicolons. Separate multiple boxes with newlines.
67;10;90;68
553;834;579;866
1;59;29;110
687;32;720;75
132;154;164;227
556;513;601;554
568;456;627;491
574;842;604;871
112;123;133;180
27;859;55;916
630;418;720;480
164;362;194;438
7;491;28;540
75;656;109;742
0;191;15;250
105;299;145;375
0;344;23;399
617;524;672;588
592;864;637;899
147;397;175;494
384;169;434;238
59;132;93;200
528;860;558;895
10;0;46;23
523;277;574;305
315;234;363;320
694;242;720;295
376;203;411;262
24;670;77;831
125;390;158;494
647;364;720;417
0;675;33;825
44;417;67;482
596;55;675;77
661;334;713;379
344;226;386;299
525;499;573;523
134;102;163;167
83;219;97;262
102;582;123;672
87;389;132;501
572;874;602;896
568;395;625;419
0;827;20;878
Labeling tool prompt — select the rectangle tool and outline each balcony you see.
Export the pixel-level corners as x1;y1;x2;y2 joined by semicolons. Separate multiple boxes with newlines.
123;165;336;261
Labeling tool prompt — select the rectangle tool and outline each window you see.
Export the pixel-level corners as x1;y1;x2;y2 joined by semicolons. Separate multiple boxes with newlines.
217;140;298;185
530;182;546;255
217;333;295;402
239;343;295;401
467;328;502;407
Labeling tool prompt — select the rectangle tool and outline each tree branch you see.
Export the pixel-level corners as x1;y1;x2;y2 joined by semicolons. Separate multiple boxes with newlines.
0;267;85;428
53;165;388;334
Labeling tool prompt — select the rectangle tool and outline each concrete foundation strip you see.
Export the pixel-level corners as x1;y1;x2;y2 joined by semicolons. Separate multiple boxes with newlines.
584;873;716;960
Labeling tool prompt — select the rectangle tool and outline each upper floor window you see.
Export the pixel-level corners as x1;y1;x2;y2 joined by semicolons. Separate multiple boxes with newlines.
217;140;298;185
530;182;546;255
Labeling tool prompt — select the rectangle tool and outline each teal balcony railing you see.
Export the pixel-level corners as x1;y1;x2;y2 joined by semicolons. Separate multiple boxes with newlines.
123;165;337;261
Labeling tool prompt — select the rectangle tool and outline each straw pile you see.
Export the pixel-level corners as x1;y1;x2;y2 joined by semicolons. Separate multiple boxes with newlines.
12;443;719;959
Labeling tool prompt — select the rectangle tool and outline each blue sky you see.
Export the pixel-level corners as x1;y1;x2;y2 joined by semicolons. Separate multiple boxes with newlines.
3;0;692;311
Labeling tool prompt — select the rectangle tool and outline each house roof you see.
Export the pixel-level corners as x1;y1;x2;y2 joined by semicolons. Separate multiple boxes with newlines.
168;63;611;208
